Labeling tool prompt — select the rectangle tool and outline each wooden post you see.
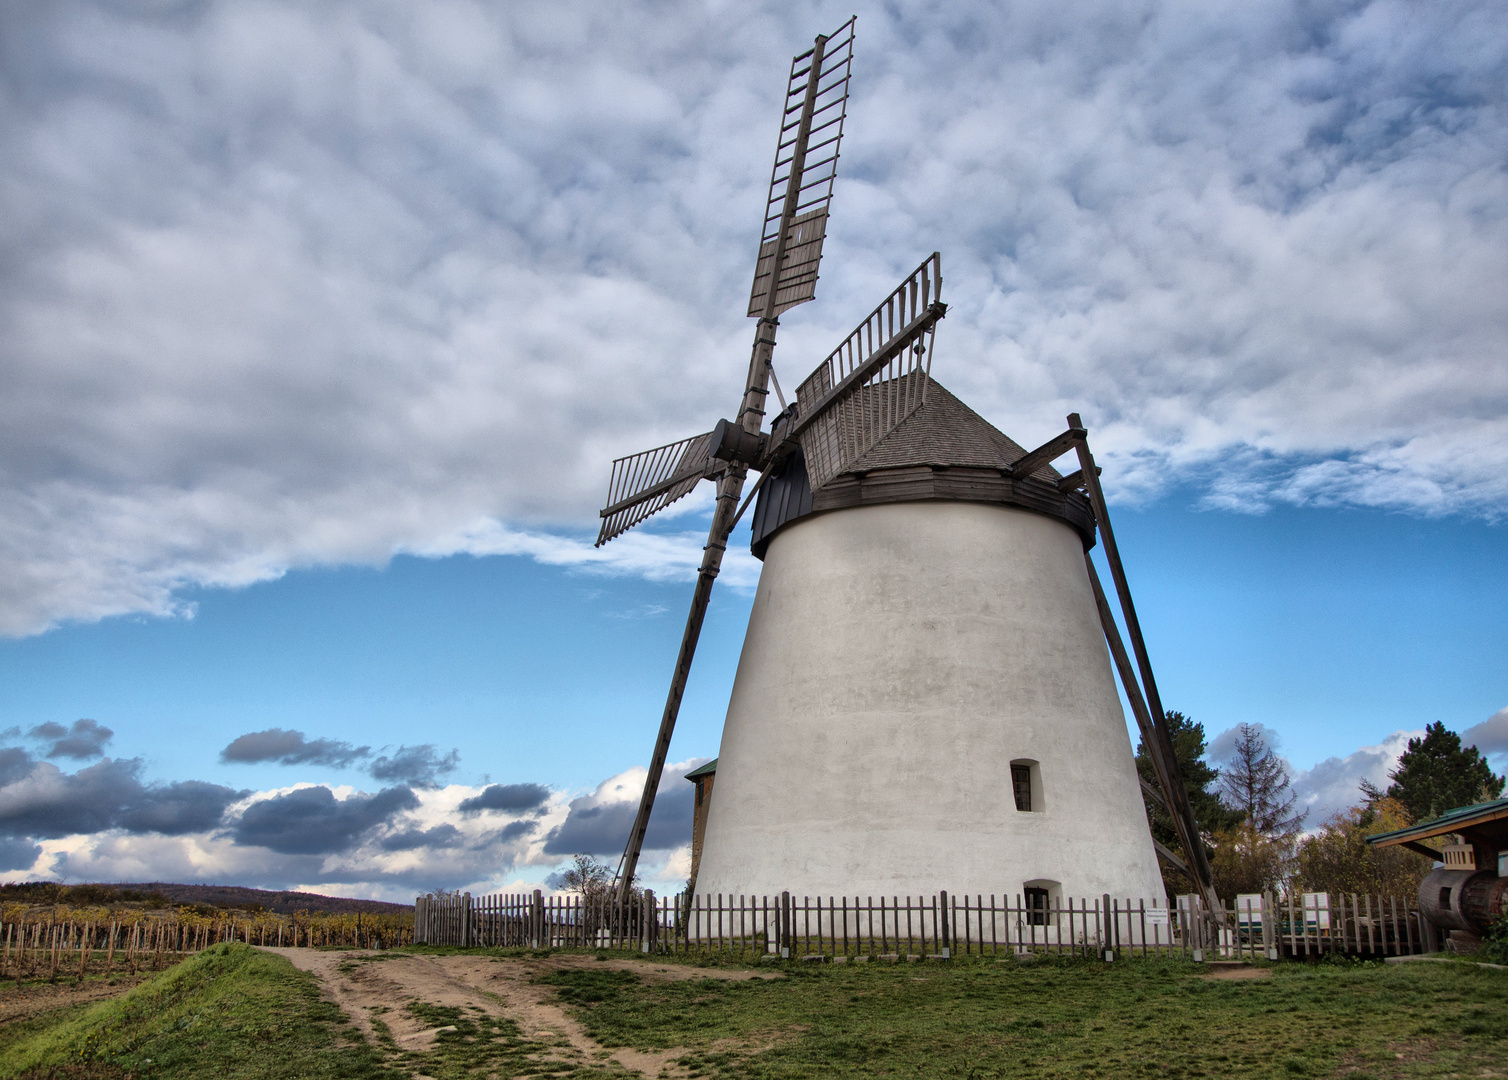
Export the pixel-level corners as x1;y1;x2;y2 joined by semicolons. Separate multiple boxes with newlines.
1073;424;1220;918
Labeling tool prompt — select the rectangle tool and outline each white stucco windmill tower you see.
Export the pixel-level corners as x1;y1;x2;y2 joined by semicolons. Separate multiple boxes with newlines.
596;20;1220;915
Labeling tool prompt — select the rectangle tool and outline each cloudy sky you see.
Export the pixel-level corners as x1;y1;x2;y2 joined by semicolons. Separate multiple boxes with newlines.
0;0;1505;901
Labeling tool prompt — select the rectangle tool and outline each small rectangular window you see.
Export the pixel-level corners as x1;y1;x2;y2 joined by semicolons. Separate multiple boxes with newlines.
1025;886;1050;926
1012;764;1032;812
1439;886;1452;908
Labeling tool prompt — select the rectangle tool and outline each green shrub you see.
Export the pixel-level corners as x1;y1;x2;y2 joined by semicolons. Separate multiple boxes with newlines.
1480;910;1508;965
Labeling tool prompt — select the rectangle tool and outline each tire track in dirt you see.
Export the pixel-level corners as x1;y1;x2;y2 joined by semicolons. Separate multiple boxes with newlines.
261;948;780;1078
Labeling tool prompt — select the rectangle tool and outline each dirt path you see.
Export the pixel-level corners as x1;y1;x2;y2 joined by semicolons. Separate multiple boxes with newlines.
1199;963;1273;980
262;948;779;1078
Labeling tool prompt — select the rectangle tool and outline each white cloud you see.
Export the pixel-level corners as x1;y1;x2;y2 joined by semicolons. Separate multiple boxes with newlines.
2;0;1505;635
1288;729;1420;829
1206;722;1285;766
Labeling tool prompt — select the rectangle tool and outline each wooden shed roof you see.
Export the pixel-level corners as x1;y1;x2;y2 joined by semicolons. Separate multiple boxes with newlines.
1366;797;1508;852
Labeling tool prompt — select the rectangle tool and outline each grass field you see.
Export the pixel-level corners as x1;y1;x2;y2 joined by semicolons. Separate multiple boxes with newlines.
538;953;1508;1079
1;944;1504;1079
0;943;399;1080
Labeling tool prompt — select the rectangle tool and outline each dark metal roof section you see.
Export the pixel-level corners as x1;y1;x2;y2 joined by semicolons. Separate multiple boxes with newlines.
751;378;1096;559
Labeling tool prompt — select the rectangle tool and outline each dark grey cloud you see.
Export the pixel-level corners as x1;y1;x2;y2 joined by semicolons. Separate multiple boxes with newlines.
0;1;1502;637
0;836;42;872
230;785;420;855
543;763;698;856
543;793;691;856
0;747;33;787
0;757;147;838
1464;708;1508;758
220;728;371;768
28;719;113;759
119;780;249;836
0;754;244;839
497;819;538;843
368;745;459;788
457;783;550;814
379;823;462;852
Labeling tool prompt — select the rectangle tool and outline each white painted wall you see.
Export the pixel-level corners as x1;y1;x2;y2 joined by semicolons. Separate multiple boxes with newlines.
694;500;1166;905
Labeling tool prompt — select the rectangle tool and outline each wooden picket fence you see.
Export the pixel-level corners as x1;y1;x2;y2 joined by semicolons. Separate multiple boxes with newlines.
1;910;415;981
415;889;1437;961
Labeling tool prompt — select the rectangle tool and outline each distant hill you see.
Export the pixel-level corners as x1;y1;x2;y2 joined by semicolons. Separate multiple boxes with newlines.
1;880;413;916
104;883;413;915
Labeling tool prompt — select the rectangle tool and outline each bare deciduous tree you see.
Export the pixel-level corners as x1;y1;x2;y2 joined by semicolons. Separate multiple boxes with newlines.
1211;724;1305;895
1218;723;1305;839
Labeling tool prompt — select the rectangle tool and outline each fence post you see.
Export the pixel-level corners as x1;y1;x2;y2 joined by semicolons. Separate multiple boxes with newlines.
939;890;950;959
1101;894;1114;962
780;892;791;959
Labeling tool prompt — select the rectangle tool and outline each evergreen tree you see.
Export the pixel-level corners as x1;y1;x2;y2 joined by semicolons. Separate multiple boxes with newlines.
1385;721;1505;823
1136;711;1242;895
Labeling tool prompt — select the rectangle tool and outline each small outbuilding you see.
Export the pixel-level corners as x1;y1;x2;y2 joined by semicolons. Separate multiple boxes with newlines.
685;759;717;890
1368;797;1508;950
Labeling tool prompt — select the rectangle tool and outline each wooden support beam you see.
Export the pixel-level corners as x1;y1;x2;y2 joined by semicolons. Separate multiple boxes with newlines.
1399;840;1442;861
1154;840;1190;874
1056;466;1101;492
1085;553;1205;896
1007;427;1082;481
1076;421;1223;919
1139;774;1167;809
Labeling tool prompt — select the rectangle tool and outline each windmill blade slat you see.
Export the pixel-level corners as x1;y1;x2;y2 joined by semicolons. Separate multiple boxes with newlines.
595;430;714;546
792;253;945;490
747;17;855;319
747;207;830;317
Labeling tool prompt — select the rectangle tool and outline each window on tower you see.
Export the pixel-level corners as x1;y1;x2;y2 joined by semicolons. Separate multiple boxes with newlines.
1025;886;1051;926
1010;759;1041;812
1011;764;1032;812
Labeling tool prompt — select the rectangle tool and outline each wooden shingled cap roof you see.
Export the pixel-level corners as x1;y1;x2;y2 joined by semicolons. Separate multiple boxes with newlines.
843;378;1064;482
749;375;1094;559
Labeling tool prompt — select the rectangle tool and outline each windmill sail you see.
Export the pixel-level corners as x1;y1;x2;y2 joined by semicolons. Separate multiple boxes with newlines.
793;253;944;490
596;430;714;546
609;19;859;907
747;17;855;317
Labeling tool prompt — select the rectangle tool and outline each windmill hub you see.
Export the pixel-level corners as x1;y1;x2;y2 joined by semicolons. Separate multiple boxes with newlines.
709;419;768;468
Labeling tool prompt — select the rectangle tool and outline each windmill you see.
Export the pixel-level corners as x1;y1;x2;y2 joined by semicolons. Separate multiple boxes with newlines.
595;19;1221;918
